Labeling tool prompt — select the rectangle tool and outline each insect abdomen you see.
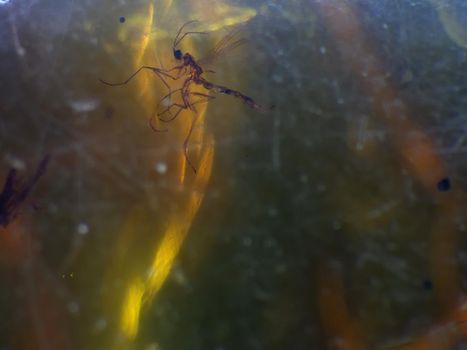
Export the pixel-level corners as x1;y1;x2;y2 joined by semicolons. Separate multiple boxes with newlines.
201;80;263;110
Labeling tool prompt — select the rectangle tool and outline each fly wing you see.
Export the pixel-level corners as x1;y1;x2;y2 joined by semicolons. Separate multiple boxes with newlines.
198;26;249;67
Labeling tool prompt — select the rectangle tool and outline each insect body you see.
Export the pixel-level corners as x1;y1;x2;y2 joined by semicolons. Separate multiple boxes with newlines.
101;21;266;173
167;21;265;114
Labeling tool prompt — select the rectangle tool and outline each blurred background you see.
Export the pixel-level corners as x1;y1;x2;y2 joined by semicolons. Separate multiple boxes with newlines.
1;0;467;349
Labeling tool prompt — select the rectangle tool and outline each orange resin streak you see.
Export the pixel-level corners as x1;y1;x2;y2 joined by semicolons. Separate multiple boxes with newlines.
317;261;368;350
316;1;464;349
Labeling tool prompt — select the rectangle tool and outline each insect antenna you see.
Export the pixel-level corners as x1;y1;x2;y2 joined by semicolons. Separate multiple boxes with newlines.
172;20;207;55
198;26;248;66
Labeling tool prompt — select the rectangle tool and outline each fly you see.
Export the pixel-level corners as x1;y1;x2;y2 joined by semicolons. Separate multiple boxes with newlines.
101;20;267;173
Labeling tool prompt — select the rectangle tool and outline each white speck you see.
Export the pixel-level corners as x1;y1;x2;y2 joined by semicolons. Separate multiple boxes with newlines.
382;23;389;29
69;98;100;113
367;200;398;219
267;207;277;217
272;74;283;83
145;343;160;350
371;75;388;91
47;204;58;214
4;154;25;170
275;263;286;273
319;46;327;55
332;221;341;230
264;238;275;248
76;223;89;235
382;98;404;116
316;184;327;193
16;47;25;57
337;97;344;105
0;0;11;5
67;302;80;314
155;162;167;174
173;267;188;286
94;318;107;332
160;97;171;108
243;237;252;247
401;70;413;84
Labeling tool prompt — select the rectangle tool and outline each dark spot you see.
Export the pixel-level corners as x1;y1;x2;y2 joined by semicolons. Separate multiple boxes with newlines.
105;106;114;119
174;49;182;60
224;88;232;94
0;156;49;227
245;96;253;104
119;16;126;23
422;279;433;290
437;177;451;192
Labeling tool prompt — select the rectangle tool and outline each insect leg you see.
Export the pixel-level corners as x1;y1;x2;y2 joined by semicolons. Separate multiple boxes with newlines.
160;64;187;80
100;66;168;86
158;93;214;123
189;92;216;105
148;116;168;132
158;103;189;122
157;88;184;108
183;111;200;174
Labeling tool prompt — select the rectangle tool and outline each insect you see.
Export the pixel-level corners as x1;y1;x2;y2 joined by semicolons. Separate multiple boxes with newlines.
101;21;266;173
0;155;49;227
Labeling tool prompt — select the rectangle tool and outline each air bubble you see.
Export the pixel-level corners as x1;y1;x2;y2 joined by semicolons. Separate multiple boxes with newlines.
76;223;89;235
155;162;168;174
